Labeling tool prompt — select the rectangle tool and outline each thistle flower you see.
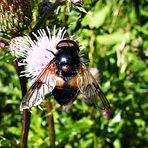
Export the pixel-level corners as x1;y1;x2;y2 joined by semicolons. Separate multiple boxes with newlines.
9;27;66;83
0;0;32;37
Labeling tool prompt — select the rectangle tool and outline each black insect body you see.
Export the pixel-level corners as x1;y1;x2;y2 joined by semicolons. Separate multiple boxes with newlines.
20;39;112;116
52;42;80;105
52;87;79;106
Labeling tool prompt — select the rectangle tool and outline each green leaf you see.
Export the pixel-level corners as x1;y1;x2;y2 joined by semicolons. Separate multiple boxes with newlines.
82;3;111;28
56;118;93;140
96;31;130;45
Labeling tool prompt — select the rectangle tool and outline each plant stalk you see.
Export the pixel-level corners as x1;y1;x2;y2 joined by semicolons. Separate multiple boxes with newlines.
15;60;31;148
46;101;55;148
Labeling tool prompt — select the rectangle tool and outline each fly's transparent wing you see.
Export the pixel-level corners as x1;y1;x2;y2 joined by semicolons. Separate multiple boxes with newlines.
20;60;57;111
77;64;111;112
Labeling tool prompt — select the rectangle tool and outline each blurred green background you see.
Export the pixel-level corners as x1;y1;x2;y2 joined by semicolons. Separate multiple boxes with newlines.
0;0;148;147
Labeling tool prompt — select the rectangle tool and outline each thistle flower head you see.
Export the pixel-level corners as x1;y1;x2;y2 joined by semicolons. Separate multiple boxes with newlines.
0;0;32;37
9;27;67;83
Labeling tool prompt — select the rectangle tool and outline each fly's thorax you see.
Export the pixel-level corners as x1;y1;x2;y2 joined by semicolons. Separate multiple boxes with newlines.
55;47;80;77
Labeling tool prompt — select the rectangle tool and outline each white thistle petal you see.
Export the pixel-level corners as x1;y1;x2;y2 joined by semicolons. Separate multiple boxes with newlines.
9;27;67;83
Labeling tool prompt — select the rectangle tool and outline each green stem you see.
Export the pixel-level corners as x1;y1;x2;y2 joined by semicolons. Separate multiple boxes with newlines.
46;101;55;148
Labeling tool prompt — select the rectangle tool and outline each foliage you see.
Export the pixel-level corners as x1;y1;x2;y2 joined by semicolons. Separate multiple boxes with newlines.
0;0;148;147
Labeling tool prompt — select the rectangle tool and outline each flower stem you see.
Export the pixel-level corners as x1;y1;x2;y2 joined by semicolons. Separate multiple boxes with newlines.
20;110;31;148
46;101;55;148
15;60;31;148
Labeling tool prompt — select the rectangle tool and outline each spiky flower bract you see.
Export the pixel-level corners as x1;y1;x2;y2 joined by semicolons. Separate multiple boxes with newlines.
9;27;66;83
0;0;32;37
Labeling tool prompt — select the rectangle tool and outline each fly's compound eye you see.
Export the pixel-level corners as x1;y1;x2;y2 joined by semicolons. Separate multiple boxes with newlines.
56;39;79;51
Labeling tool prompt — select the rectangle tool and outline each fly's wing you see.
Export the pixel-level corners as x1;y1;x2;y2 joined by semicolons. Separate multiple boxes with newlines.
77;64;111;112
20;59;57;111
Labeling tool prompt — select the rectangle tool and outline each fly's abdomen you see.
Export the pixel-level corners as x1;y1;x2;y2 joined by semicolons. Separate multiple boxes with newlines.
52;87;79;105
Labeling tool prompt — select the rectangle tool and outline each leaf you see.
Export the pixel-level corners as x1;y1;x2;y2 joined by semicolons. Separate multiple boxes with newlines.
0;53;13;63
82;3;111;28
96;31;130;45
56;117;93;140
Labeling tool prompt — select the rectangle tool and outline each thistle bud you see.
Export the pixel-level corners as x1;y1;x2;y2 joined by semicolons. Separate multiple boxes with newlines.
0;0;32;37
